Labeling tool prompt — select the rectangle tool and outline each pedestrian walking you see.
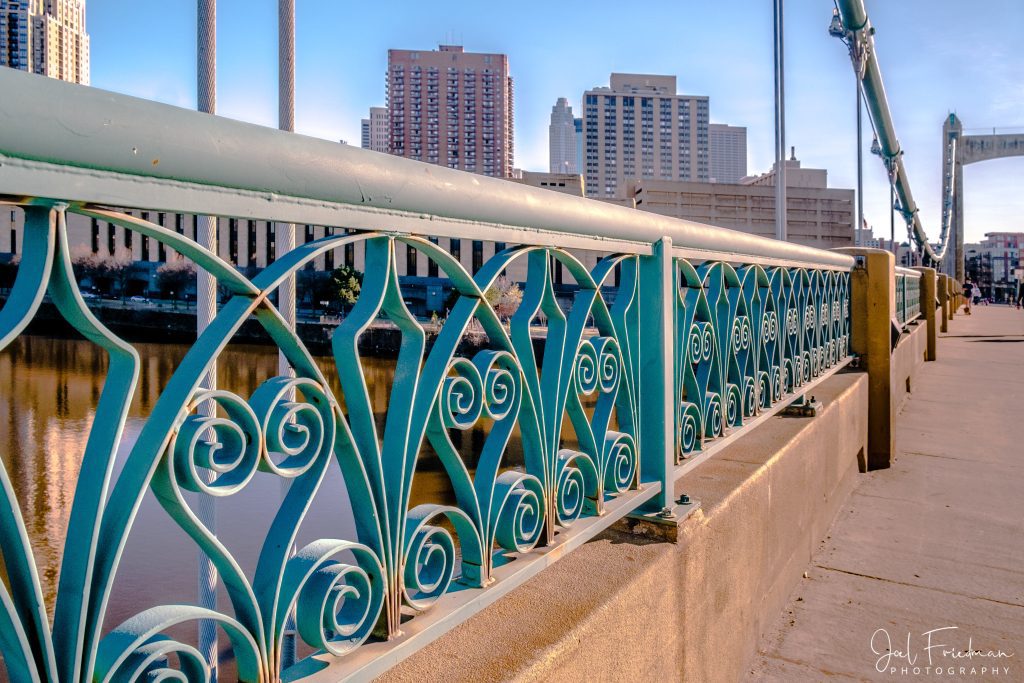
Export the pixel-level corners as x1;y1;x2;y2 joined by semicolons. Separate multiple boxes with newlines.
962;279;973;315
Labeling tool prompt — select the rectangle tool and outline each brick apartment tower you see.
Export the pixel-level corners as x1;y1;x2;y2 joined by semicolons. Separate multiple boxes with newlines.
387;44;514;178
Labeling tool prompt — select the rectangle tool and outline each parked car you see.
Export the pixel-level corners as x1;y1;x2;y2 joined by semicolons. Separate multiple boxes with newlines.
129;295;149;303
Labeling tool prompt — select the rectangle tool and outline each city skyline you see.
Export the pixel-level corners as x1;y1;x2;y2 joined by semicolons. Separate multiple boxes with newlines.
78;0;1024;244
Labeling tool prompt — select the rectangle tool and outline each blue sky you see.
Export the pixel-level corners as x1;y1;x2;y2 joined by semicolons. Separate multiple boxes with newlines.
87;0;1023;244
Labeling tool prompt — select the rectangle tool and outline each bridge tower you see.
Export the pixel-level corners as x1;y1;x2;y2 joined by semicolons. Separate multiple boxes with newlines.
941;114;962;279
943;113;1024;280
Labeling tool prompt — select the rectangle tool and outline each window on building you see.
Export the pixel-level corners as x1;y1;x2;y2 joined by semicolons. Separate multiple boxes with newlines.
472;240;483;274
344;230;354;268
450;238;461;262
140;212;150;261
324;233;334;271
406;244;418;276
247;220;257;268
228;218;238;264
427;236;439;277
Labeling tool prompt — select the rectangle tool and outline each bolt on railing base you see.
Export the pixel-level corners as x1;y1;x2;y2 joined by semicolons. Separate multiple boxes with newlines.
615;497;703;543
781;394;823;417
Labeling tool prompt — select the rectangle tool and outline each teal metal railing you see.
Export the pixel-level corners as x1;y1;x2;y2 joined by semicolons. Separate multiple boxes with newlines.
0;69;854;682
896;267;922;324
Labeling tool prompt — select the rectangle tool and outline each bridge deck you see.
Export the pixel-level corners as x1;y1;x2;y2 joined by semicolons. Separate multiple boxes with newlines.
747;305;1024;681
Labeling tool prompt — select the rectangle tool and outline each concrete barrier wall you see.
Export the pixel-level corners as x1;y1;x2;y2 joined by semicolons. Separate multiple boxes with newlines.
891;321;928;414
378;372;868;683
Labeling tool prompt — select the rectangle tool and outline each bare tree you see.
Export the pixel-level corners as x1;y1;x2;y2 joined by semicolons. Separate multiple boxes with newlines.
484;276;523;322
156;258;197;307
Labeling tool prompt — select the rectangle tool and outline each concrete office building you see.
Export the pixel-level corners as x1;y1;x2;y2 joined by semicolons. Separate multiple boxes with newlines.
387;44;514;178
583;73;709;199
549;97;577;173
709;123;747;183
743;150;826;189
1;206;557;290
361;106;388;153
965;232;1024;302
1;0;89;83
627;154;854;250
511;171;584;196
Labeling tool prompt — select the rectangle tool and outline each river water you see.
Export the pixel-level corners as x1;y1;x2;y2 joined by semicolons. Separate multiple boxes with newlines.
0;334;528;644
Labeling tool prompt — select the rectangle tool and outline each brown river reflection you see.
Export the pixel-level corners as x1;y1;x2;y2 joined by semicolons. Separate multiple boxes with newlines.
0;335;528;643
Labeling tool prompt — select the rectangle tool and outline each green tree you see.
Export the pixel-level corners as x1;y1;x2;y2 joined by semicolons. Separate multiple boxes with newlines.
329;265;364;312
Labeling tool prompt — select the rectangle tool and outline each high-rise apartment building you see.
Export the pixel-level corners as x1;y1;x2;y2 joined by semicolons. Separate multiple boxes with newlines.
387;44;514;177
361;106;388;153
549;97;577;173
0;1;31;71
583;73;709;198
1;0;89;84
709;123;747;183
33;0;89;84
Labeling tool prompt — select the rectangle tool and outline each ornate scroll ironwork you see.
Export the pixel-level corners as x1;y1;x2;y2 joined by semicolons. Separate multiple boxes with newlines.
0;199;851;680
0;204;654;681
673;260;850;458
896;270;921;324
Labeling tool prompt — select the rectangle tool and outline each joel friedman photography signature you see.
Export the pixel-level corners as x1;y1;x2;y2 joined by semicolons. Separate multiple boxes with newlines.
871;626;1014;676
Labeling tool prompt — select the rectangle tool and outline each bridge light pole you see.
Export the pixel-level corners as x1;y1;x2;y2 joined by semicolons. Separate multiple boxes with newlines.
774;0;787;241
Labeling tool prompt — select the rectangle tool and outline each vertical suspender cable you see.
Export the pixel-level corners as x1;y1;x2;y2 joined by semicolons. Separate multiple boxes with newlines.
196;0;218;679
856;79;863;248
277;0;298;670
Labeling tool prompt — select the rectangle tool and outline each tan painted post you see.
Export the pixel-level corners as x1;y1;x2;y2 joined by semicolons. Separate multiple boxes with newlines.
914;267;937;361
834;247;895;471
937;274;950;333
946;276;954;319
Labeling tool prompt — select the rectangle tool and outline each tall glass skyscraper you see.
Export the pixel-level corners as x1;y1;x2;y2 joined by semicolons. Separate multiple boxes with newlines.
548;97;577;173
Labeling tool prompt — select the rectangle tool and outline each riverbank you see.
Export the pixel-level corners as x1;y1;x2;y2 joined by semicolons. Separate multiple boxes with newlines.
17;298;454;357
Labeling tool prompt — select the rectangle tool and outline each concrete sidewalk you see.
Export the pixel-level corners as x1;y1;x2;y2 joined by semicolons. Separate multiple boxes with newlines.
746;305;1024;681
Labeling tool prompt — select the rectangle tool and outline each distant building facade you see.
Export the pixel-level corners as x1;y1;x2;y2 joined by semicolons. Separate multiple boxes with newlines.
965;232;1024;302
627;155;854;250
360;106;388;153
709;123;746;183
387;44;514;178
0;0;31;72
1;0;89;84
574;117;583;178
743;149;827;189
511;171;584;196
548;97;577;173
583;73;709;199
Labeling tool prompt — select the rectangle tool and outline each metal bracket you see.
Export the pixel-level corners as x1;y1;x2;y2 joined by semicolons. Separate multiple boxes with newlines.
781;394;822;417
616;494;702;543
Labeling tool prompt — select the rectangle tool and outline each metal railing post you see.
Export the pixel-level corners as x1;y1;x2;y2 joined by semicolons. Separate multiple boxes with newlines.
914;267;937;360
835;247;894;471
638;237;675;512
